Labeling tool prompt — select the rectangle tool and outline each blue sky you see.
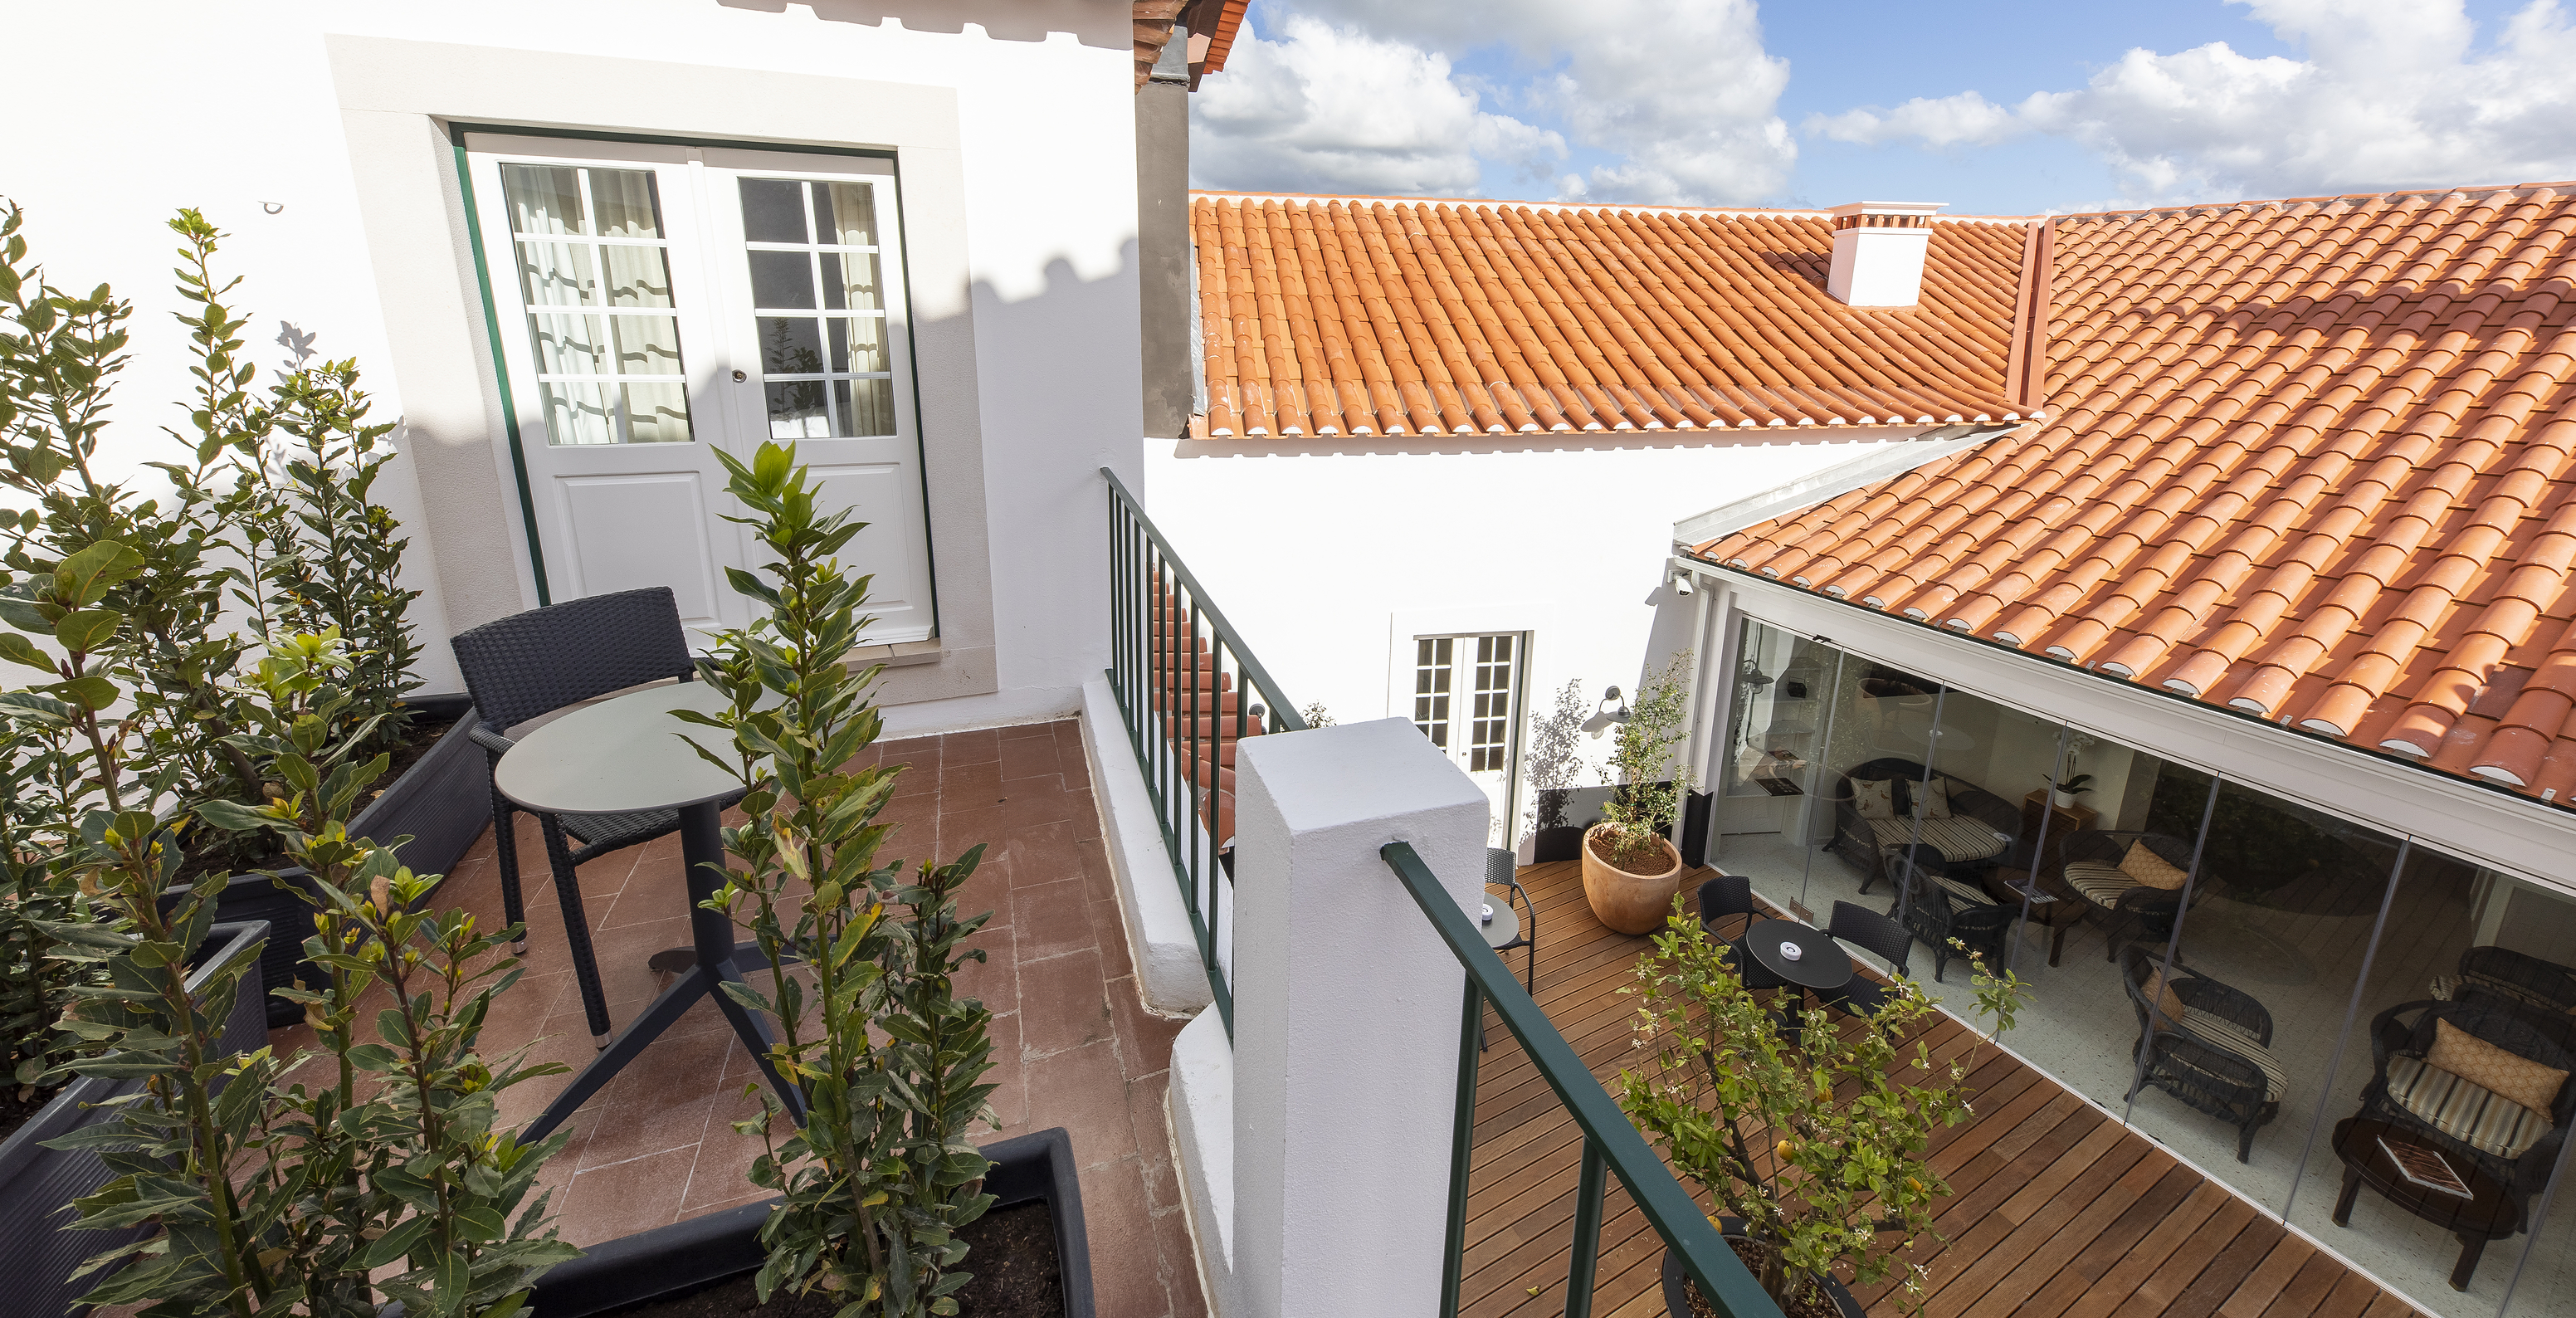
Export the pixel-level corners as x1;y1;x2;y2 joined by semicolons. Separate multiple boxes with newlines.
1189;0;2576;213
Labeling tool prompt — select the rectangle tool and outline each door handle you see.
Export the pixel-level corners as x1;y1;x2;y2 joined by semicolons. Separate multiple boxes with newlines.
731;369;747;382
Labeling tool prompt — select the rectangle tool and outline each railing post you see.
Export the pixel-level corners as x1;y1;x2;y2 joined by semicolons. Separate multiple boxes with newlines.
1442;977;1482;1318
1564;1139;1609;1318
1231;719;1488;1318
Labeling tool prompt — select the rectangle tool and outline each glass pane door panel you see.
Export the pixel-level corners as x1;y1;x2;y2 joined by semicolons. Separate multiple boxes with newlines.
737;177;895;438
497;163;692;446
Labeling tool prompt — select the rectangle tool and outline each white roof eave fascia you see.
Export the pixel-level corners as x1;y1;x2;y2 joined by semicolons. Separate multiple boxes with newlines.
1671;422;2023;549
1686;563;2576;895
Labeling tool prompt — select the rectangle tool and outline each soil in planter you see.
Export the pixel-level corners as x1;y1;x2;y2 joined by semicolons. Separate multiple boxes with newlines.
1587;827;1672;874
169;709;460;882
1680;1237;1843;1318
594;1203;1064;1318
0;1082;66;1145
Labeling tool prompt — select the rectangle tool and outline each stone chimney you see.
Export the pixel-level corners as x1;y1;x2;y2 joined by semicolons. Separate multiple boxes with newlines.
1826;202;1946;307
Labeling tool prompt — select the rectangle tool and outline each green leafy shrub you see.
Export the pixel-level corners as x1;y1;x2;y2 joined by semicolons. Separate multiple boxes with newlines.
1593;652;1693;871
688;441;998;1316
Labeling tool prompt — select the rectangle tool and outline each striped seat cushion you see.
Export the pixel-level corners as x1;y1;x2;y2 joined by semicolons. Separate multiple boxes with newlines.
2170;1013;2287;1103
2063;861;2134;904
1928;873;1998;910
2386;1054;2554;1159
1866;815;2008;863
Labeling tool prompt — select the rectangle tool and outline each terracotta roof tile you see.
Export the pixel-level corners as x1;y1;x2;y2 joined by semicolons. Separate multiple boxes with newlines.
1695;183;2576;808
1190;194;2031;437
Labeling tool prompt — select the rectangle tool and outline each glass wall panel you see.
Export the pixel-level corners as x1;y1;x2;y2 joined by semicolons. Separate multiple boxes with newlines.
1715;619;1863;915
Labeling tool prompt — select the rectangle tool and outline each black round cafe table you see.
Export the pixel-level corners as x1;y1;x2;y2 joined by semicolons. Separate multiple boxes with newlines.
1744;917;1855;992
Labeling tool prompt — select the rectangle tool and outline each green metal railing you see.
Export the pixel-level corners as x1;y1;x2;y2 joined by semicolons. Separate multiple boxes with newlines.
1102;468;1305;1040
1382;842;1783;1318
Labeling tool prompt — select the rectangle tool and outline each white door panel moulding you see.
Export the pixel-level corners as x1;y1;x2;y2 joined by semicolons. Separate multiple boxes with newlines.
1694;564;2576;892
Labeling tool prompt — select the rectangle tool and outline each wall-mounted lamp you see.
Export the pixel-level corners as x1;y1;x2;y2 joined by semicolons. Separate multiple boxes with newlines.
1671;570;1695;596
1580;686;1630;738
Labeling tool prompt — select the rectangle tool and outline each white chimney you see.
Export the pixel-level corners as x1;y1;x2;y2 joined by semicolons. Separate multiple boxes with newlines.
1826;202;1946;307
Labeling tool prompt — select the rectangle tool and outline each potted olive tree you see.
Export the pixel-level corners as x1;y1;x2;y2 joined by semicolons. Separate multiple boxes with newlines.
1618;912;2026;1318
522;442;1094;1318
1582;654;1693;935
1520;677;1588;863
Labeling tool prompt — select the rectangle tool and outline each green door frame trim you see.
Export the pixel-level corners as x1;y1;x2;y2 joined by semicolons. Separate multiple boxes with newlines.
442;120;941;633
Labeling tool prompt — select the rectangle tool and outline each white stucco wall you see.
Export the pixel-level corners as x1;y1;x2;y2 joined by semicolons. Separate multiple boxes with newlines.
1142;431;1930;843
7;1;1142;726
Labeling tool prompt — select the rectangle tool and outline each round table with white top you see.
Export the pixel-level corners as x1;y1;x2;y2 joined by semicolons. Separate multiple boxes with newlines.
495;680;804;1141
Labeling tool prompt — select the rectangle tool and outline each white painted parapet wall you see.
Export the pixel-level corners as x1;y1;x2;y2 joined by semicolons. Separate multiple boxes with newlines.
1228;718;1488;1318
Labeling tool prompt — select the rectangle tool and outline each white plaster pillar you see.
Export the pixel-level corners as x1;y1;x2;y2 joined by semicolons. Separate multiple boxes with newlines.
1230;717;1487;1318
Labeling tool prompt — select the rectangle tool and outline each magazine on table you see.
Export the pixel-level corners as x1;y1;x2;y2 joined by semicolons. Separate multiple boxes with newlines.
2378;1137;2474;1199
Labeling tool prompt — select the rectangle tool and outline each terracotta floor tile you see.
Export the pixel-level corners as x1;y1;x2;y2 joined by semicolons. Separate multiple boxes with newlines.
978;1008;1027;1135
1090;900;1139;984
999;720;1060;741
942;727;1002;765
1075;1156;1170;1318
578;1091;717;1171
1023;1040;1140;1166
1009;880;1100;961
941;756;1005;798
682;1086;781;1211
955;922;1020;1013
554;1145;693;1247
1106;975;1183;1081
1154;1201;1210;1318
997;735;1062;783
1019;949;1114;1058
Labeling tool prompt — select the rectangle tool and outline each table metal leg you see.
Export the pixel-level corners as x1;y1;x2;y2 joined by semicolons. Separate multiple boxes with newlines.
520;801;807;1144
2450;1234;2485;1291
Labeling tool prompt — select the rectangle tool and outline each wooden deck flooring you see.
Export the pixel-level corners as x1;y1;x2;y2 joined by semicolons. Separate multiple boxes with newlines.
1459;859;2429;1318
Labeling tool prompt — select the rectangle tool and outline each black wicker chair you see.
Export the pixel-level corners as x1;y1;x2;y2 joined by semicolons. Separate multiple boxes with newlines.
2118;945;2283;1163
450;586;735;1048
2444;946;2576;1016
2057;831;2206;963
2359;997;2575;1219
1485;848;1534;996
1884;848;2016;982
1818;901;1910;1018
1828;758;2018;896
1695;874;1786;991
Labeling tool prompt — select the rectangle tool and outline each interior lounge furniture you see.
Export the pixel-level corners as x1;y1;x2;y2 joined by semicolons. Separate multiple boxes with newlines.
1829;758;2017;896
2359;997;2575;1221
1817;901;1911;1019
1885;847;2015;982
2119;945;2286;1162
450;585;730;1049
1696;874;1787;993
2330;1115;2520;1292
2435;946;2576;1016
2058;831;2206;963
1983;863;2086;965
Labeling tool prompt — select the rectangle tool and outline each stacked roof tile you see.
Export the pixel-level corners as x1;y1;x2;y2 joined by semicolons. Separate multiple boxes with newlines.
1701;186;2576;803
1188;194;2035;437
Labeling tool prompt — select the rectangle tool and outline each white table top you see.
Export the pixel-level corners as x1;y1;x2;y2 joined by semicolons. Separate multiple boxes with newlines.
494;681;747;817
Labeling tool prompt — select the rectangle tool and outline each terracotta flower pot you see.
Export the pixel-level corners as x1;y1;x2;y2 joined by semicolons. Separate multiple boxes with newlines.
1580;823;1683;935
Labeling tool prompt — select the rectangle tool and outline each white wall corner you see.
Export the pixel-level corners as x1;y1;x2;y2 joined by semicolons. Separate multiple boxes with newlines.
1231;718;1487;1318
1080;676;1217;1014
1166;1008;1237;1316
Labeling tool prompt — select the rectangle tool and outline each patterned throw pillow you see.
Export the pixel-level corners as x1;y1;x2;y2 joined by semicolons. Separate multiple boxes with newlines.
2142;967;2189;1026
1852;778;1895;822
1917;778;1954;820
2427;1019;2569;1115
2120;841;2190;891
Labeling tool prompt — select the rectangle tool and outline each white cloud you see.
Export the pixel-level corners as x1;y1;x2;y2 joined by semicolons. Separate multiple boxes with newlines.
1188;16;1564;197
1806;91;2027;150
1198;0;1796;205
1806;0;2576;205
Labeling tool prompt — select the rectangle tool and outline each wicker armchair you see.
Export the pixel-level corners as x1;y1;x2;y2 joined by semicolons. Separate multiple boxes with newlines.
2442;946;2576;1016
1696;874;1786;991
450;586;735;1048
2056;831;2206;963
2359;997;2575;1216
2119;945;2284;1162
1884;849;2016;982
1827;757;2018;896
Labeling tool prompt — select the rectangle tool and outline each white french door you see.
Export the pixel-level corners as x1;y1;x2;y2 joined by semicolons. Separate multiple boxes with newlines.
1411;633;1526;846
466;134;934;643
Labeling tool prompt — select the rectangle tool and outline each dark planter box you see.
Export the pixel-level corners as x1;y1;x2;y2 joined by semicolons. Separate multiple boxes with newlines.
529;1126;1095;1318
1659;1218;1861;1318
209;694;490;1026
0;920;269;1318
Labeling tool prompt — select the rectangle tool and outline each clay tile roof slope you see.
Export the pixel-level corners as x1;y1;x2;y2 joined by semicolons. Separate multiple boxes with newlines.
1188;193;2033;437
1698;184;2576;806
